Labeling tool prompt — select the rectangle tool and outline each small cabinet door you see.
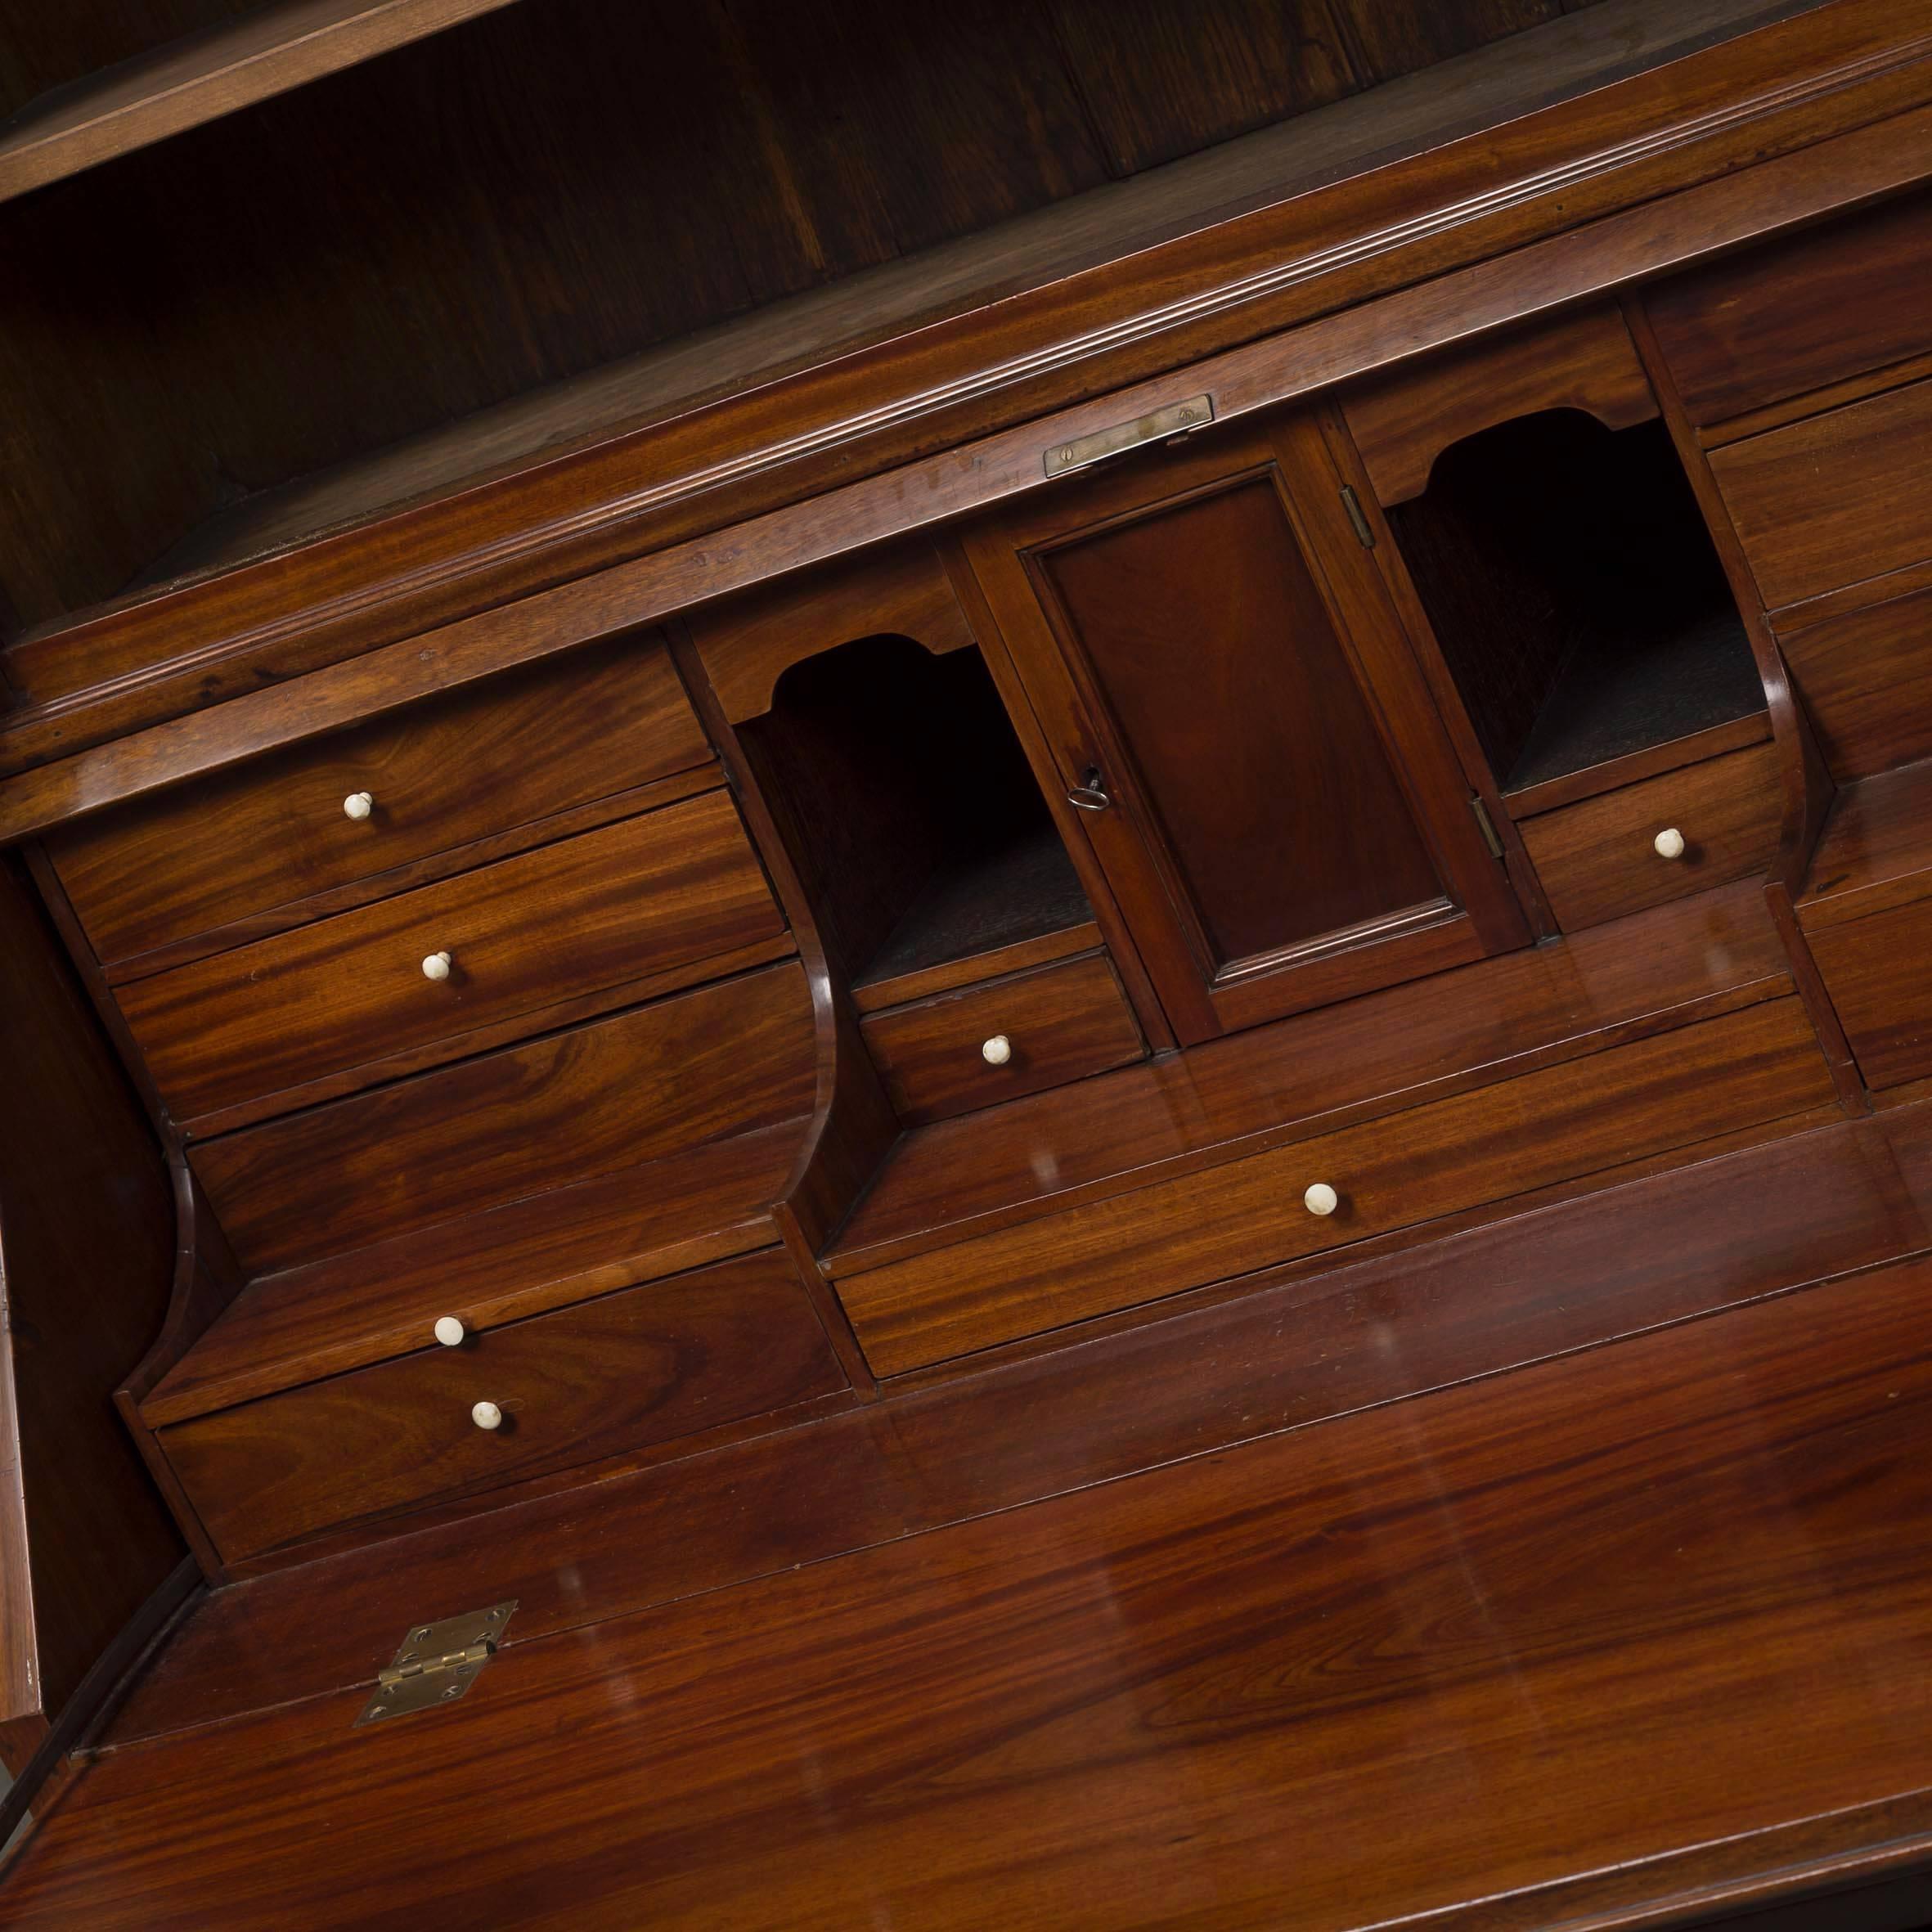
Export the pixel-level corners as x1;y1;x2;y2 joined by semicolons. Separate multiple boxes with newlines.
962;407;1529;1042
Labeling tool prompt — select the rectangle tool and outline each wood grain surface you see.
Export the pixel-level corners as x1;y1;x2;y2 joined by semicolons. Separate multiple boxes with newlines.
835;881;1790;1273
0;0;1891;787
45;636;705;966
0;857;182;1726
1643;185;1932;426
1517;739;1783;929
838;995;1831;1373
14;1242;1932;1926
1712;375;1932;613
860;951;1143;1126
1342;301;1656;505
1779;578;1932;783
0;0;525;203
144;1117;810;1425
97;1094;1932;1749
161;1250;847;1561
117;790;780;1123
191;961;815;1274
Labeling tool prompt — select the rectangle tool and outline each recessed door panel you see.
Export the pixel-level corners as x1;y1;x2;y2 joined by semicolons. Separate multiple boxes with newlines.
964;407;1529;1042
1037;476;1444;969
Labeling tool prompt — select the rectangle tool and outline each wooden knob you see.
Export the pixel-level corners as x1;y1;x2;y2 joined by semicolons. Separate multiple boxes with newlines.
434;1316;465;1347
1653;827;1686;860
1304;1182;1339;1217
343;791;374;821
422;950;452;982
471;1400;503;1431
982;1034;1013;1066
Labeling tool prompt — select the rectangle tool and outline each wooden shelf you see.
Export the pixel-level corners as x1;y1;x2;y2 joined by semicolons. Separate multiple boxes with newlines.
1503;604;1770;813
141;1117;807;1425
0;0;1828;729
0;0;522;206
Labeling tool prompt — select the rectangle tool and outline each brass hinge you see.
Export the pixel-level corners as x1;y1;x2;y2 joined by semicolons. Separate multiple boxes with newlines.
1043;393;1214;478
356;1601;517;1727
1340;484;1377;549
1469;794;1506;860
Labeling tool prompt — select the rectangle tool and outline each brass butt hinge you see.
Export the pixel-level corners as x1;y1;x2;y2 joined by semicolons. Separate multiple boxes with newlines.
1469;794;1506;860
1044;394;1214;478
1340;484;1377;549
356;1600;517;1727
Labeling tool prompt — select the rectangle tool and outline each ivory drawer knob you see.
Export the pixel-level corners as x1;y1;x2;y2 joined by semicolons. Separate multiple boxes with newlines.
434;1316;465;1347
471;1400;503;1431
1653;827;1687;860
982;1034;1013;1067
343;790;375;821
1304;1182;1340;1218
422;950;453;982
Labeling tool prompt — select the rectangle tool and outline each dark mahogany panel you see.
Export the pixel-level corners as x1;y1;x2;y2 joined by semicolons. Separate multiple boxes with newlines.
1037;473;1444;965
967;411;1527;1041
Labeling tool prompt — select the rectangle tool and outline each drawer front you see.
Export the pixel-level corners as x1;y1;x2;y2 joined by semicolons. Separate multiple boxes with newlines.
163;1250;846;1561
1807;895;1932;1092
836;997;1831;1375
191;961;815;1276
1518;742;1783;932
120;789;783;1124
1644;193;1932;428
1710;379;1932;613
48;639;709;966
1781;583;1932;782
860;952;1143;1126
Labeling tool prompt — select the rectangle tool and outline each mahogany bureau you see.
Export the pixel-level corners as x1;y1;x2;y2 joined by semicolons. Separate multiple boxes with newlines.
6;0;1932;1923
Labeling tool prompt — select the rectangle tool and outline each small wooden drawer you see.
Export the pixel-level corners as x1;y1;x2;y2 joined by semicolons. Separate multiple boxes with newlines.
119;788;784;1126
160;1250;846;1562
1518;741;1783;932
46;638;710;968
1644;192;1932;429
836;996;1833;1375
860;951;1143;1125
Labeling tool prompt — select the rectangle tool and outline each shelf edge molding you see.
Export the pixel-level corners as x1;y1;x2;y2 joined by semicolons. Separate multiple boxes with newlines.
0;0;526;206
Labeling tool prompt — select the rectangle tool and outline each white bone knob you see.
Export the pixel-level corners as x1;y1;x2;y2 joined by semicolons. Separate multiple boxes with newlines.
434;1316;465;1347
1653;827;1686;860
343;791;374;820
422;950;452;982
471;1400;503;1431
1304;1182;1339;1217
982;1034;1013;1066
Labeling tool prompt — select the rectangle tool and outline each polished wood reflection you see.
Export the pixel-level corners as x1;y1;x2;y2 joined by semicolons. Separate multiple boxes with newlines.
11;1249;1932;1928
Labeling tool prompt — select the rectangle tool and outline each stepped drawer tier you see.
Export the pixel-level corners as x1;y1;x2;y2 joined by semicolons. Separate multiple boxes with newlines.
859;952;1144;1126
117;789;784;1125
159;1250;845;1562
46;639;709;968
833;996;1833;1376
1516;741;1783;932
